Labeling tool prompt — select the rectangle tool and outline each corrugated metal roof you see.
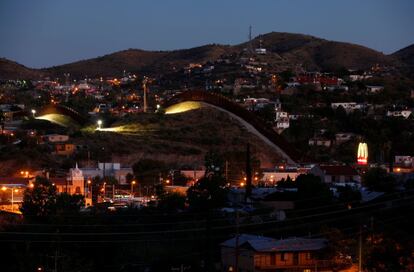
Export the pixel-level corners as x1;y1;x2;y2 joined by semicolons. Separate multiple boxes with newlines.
222;234;327;252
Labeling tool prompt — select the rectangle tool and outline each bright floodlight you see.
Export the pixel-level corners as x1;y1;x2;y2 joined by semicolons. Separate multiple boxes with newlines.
31;109;36;117
97;119;103;129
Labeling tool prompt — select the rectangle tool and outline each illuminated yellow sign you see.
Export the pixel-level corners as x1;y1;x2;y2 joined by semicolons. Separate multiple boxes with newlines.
357;142;368;165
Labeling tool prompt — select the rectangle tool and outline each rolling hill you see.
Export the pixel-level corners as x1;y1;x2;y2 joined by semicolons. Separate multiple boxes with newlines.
0;32;411;79
0;58;45;80
392;44;414;67
244;32;395;70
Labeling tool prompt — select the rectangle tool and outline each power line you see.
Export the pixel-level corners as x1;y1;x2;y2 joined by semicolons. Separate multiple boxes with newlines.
1;194;412;238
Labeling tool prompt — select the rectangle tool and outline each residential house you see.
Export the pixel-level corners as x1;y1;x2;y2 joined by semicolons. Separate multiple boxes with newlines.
54;143;76;156
348;74;372;81
386;110;412;119
308;137;332;148
221;234;337;272
42;134;69;143
77;162;133;185
366;85;384;94
335;133;356;144
395;156;414;168
311;165;361;185
331;102;364;113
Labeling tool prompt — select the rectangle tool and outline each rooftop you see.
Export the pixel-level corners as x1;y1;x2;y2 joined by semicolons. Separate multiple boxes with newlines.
222;234;327;252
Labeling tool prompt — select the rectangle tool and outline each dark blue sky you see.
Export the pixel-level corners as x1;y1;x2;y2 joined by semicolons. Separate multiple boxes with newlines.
1;0;413;68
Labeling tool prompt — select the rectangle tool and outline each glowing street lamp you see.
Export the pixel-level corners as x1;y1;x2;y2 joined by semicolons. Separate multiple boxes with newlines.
87;179;92;198
97;120;103;130
131;180;136;197
31;109;36;117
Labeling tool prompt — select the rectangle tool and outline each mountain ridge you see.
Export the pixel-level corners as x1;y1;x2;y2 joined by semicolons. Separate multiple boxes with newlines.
0;32;412;79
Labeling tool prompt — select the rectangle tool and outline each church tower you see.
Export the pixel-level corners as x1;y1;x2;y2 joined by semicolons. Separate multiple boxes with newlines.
70;163;85;195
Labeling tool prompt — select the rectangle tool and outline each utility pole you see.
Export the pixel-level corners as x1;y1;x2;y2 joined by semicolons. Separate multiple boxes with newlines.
245;144;252;201
235;209;240;272
142;76;149;113
359;225;363;272
225;160;229;184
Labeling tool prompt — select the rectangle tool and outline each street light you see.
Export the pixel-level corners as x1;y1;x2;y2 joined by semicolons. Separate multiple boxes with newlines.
87;179;92;198
31;109;36;117
131;180;136;197
97;119;102;130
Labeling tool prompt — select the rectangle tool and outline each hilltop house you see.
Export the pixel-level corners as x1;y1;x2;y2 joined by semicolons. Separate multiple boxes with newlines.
386;110;412;119
366;85;384;94
308;137;332;148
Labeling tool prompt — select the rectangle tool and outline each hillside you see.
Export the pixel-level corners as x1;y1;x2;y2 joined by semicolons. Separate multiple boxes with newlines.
42;44;234;78
0;108;282;175
0;32;408;79
246;32;394;70
392;44;414;67
0;58;45;80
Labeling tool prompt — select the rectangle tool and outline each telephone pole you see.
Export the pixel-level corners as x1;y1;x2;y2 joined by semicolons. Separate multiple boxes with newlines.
142;76;149;113
359;225;363;272
235;209;240;272
245;144;252;201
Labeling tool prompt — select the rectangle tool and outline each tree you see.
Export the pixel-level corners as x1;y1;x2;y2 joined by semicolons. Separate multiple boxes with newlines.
157;192;186;212
132;159;167;185
204;150;224;176
320;227;355;270
55;193;85;216
20;176;57;219
363;167;396;192
20;177;85;221
277;176;295;188
125;173;134;184
295;174;333;208
364;234;408;272
187;151;228;210
187;174;228;210
172;171;191;186
336;185;361;204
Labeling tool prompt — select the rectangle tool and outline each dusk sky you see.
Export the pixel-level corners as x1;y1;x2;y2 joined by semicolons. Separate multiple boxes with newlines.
1;0;413;68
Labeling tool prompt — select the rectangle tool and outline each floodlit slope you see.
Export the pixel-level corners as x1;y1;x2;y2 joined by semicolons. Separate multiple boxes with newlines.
74;108;283;168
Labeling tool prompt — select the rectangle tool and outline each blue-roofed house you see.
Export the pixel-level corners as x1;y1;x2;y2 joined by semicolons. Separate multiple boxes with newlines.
221;234;338;272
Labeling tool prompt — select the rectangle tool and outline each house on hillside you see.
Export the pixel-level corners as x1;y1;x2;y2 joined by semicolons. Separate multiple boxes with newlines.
386;110;412;119
308;137;332;148
221;234;339;272
42;134;69;143
335;133;356;145
366;85;384;94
